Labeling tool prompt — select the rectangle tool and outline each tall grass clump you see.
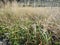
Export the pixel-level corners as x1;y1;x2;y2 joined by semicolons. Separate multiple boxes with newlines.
0;2;60;45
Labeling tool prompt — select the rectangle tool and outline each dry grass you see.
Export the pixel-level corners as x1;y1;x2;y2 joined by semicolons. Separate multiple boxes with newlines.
0;3;60;35
0;2;60;45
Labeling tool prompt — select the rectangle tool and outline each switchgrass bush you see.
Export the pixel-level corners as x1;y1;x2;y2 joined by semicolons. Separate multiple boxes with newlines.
0;21;52;45
0;2;60;45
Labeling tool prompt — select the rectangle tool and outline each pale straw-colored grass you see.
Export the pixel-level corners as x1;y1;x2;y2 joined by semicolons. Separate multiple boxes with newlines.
0;2;60;41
